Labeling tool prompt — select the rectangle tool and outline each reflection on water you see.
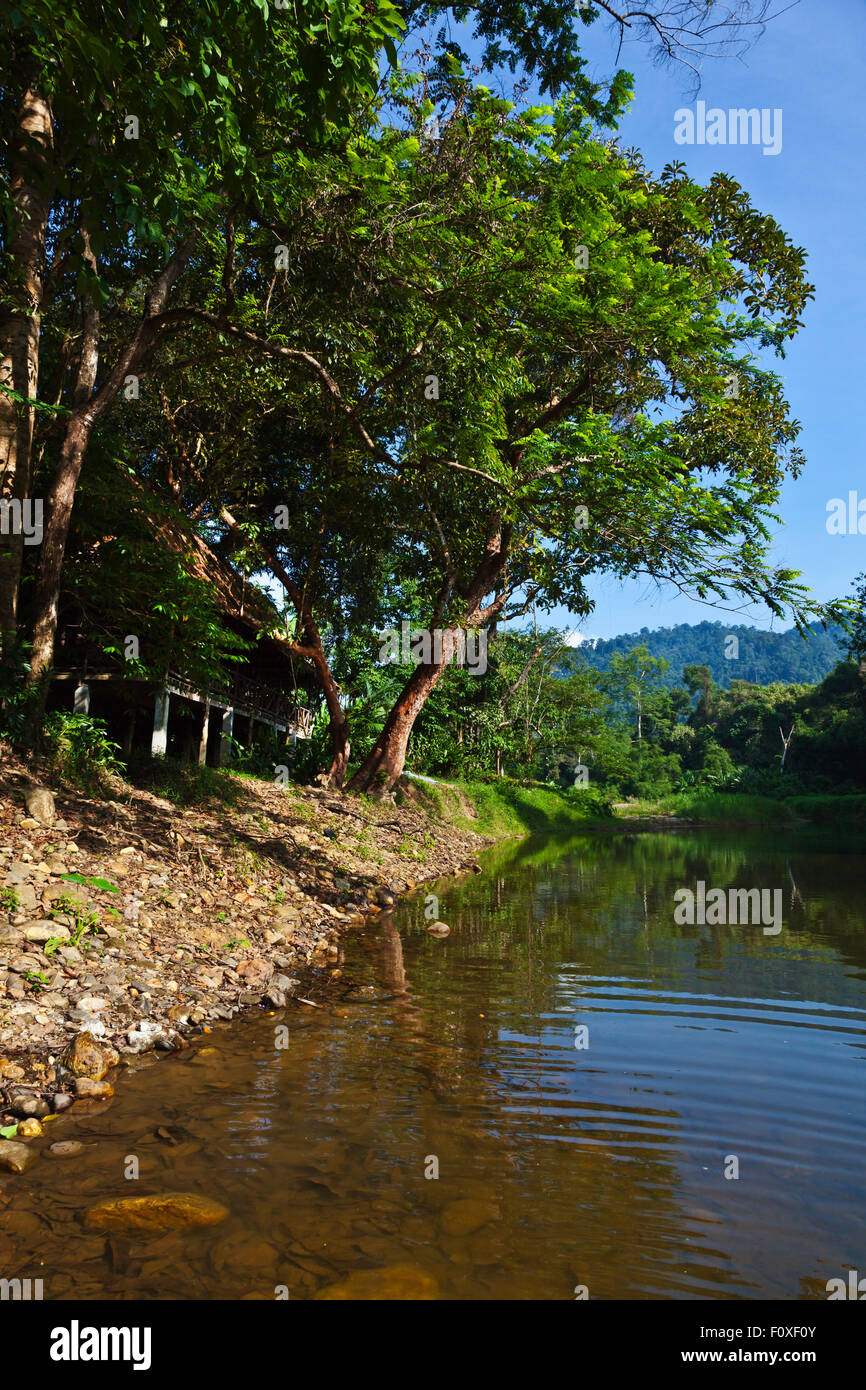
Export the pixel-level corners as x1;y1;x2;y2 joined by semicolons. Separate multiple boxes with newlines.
4;827;866;1300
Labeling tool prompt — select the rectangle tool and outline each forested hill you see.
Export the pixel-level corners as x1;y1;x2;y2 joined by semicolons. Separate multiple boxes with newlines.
576;621;846;689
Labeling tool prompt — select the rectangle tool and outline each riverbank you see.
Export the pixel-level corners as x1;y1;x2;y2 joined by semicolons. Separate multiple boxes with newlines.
0;751;608;1149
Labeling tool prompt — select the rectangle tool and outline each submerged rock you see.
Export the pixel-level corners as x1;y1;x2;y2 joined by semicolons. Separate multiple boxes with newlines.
48;1140;84;1158
83;1192;229;1233
315;1264;439;1300
439;1198;500;1238
74;1077;114;1099
0;1139;38;1174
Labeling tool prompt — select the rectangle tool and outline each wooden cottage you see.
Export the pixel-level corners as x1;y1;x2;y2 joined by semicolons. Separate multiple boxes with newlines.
49;507;317;765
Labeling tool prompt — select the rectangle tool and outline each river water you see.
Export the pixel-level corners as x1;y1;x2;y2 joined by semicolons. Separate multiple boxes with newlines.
4;827;866;1300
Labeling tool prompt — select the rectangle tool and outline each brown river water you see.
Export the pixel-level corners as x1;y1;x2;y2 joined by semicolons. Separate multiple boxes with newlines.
3;827;865;1300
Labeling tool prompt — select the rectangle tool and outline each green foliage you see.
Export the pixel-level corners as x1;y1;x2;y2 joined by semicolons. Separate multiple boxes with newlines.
842;574;866;664
0;886;19;911
404;774;613;836
42;713;123;791
61;873;120;893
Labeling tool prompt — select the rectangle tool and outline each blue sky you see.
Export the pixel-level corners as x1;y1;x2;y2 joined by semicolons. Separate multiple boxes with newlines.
488;0;866;639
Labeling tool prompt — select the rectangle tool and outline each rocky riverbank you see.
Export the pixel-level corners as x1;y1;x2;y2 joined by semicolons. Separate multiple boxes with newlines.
0;752;491;1167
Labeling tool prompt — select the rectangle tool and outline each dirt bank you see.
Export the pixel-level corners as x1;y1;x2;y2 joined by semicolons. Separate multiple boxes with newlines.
0;751;492;1141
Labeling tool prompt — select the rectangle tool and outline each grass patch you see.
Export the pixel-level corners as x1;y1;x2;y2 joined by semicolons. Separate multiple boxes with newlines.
615;791;801;825
402;776;614;836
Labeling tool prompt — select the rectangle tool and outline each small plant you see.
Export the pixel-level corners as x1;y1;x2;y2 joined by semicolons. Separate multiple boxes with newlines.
43;712;123;792
23;969;49;992
0;887;19;912
52;894;103;948
71;907;101;946
52;892;81;915
225;937;249;949
61;872;120;894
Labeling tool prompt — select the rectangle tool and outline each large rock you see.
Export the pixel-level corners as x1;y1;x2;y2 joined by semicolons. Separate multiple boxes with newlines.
83;1192;229;1233
58;1031;118;1080
237;957;273;990
24;921;70;944
22;785;55;826
9;1090;51;1119
315;1265;439;1300
0;1139;38;1174
264;973;296;1008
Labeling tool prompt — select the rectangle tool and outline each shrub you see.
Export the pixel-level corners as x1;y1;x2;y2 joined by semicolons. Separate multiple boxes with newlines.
43;713;123;792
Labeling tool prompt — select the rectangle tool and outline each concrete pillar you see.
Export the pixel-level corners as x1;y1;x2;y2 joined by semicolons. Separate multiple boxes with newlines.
219;707;234;765
152;689;170;757
198;697;211;766
73;682;90;715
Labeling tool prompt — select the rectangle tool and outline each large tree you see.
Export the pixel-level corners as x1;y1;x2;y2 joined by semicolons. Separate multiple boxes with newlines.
122;76;838;795
0;0;403;700
232;83;835;792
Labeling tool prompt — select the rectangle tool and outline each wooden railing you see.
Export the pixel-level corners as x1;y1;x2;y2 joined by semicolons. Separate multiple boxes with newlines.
167;668;313;734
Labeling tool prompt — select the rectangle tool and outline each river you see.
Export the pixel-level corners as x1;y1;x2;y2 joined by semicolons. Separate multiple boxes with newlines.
5;826;866;1300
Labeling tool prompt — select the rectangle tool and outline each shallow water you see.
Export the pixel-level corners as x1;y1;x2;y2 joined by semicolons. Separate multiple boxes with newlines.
4;827;866;1300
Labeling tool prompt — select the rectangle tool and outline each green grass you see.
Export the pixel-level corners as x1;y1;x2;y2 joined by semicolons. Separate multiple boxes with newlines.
402;777;615;837
614;791;801;825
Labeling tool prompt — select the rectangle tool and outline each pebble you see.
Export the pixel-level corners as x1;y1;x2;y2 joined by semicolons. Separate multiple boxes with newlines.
48;1140;84;1158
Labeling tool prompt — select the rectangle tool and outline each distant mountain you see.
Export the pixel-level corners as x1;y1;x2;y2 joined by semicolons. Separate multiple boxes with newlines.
573;620;847;689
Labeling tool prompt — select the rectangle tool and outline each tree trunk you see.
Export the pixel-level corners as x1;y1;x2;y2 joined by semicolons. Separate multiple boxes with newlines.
348;629;461;794
314;647;351;788
23;234;197;723
26;300;99;687
0;85;53;655
349;513;511;796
